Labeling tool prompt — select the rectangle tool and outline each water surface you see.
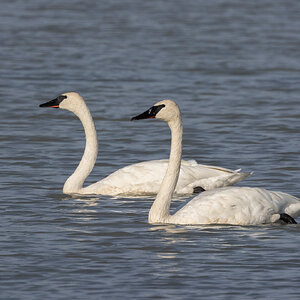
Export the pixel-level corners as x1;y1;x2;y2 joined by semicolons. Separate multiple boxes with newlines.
0;0;299;299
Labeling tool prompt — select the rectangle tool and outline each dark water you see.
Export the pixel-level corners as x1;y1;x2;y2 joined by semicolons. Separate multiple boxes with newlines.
1;0;299;299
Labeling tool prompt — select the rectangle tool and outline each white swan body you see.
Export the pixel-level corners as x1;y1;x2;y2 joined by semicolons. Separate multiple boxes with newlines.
40;92;250;196
84;160;250;195
170;187;300;225
131;99;300;225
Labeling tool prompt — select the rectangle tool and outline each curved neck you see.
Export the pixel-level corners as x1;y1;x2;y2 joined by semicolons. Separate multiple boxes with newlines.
148;117;182;223
63;104;98;194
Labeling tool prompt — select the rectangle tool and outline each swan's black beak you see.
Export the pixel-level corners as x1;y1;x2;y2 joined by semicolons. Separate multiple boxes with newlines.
39;95;67;108
131;104;165;121
40;98;60;108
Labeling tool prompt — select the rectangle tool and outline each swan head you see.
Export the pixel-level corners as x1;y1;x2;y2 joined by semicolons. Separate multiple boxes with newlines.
39;92;85;113
131;100;181;123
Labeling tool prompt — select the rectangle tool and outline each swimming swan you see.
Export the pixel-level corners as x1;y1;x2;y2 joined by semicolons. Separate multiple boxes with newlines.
131;100;299;225
40;92;250;196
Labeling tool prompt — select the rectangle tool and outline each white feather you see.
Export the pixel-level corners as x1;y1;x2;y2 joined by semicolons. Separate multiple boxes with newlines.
171;187;300;225
84;159;250;195
41;93;250;196
136;99;300;225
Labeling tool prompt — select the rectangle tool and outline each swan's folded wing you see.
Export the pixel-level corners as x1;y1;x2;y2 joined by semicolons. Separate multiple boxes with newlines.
179;170;252;194
172;187;299;225
105;160;252;195
88;160;168;195
175;163;252;194
86;159;252;196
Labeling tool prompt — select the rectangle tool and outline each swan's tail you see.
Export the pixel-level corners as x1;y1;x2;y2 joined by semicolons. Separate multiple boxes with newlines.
180;170;253;194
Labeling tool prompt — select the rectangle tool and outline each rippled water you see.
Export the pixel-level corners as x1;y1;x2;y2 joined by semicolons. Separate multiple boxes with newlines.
1;0;299;299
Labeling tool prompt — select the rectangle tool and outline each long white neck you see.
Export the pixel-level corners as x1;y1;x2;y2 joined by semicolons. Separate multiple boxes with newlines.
148;117;183;223
63;103;98;194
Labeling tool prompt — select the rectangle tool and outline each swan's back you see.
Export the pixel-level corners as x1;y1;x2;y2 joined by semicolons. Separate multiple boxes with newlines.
171;187;300;225
83;159;250;195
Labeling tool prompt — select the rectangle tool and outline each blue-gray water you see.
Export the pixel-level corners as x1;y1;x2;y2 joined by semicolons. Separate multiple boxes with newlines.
0;0;299;299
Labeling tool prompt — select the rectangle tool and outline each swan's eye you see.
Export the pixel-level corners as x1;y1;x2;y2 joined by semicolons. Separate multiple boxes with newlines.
58;95;67;102
152;104;165;116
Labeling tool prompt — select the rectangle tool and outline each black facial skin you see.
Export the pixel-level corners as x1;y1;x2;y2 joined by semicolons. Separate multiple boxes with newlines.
39;95;67;108
131;104;165;120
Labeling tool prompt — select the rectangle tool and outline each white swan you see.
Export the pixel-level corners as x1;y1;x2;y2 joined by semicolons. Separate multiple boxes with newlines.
40;92;250;196
131;100;300;225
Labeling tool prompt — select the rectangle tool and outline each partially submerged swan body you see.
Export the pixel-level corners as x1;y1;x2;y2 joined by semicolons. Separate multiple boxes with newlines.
168;187;299;225
40;93;250;196
131;100;299;225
